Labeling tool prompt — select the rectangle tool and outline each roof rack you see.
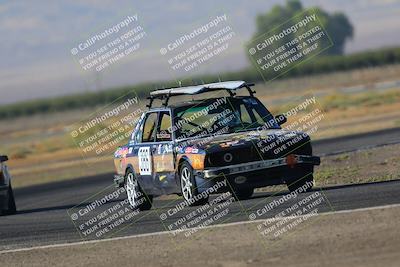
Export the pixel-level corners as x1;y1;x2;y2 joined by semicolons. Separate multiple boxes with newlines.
147;81;255;108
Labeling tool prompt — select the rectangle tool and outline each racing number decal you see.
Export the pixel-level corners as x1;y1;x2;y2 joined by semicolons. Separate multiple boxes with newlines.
138;147;152;175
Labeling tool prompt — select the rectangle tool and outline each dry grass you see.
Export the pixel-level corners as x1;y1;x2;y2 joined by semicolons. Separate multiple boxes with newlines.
3;64;400;188
314;144;400;186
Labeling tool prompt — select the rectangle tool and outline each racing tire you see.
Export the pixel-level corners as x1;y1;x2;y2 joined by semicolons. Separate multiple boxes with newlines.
287;173;314;193
179;161;208;206
2;184;17;215
125;169;153;211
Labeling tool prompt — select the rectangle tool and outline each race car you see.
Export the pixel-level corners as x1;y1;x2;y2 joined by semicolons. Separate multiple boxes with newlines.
0;155;16;215
113;81;320;210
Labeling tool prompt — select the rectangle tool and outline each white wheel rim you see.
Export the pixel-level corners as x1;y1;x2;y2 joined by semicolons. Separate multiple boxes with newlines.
181;167;193;201
126;173;138;207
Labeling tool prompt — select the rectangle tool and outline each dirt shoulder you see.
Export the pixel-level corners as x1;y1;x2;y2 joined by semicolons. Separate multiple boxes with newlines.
314;143;400;186
1;205;400;267
254;143;400;194
4;64;400;188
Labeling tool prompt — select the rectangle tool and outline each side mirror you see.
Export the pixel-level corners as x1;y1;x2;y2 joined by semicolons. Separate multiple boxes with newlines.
0;155;8;162
274;114;287;126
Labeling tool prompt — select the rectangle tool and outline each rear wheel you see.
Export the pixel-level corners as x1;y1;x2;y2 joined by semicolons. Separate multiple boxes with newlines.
125;169;152;211
180;161;208;206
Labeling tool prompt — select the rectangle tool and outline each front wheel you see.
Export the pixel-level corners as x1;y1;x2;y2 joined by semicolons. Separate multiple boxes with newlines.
180;162;208;206
125;170;152;211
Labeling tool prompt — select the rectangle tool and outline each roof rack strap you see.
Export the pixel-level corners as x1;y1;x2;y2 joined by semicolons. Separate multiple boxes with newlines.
245;84;256;96
226;89;236;97
146;97;154;109
162;94;170;107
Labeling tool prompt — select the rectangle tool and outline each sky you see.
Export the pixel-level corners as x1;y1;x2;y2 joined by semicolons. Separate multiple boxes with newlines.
1;0;400;104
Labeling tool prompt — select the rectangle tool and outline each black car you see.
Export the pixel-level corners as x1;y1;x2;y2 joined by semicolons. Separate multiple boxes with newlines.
113;81;320;210
0;155;16;216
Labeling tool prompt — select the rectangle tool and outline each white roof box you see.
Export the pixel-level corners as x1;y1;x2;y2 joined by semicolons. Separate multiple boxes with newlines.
150;81;252;98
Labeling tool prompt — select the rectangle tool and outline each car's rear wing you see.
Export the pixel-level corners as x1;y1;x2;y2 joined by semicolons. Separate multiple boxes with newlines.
147;80;255;108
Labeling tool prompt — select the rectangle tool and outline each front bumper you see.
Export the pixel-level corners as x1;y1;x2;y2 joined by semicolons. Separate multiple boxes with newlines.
202;154;320;179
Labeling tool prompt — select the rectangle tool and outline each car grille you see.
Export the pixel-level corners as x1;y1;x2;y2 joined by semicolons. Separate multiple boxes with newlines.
205;137;312;167
205;146;261;167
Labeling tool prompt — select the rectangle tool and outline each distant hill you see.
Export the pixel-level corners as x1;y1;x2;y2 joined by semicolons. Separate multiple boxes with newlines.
0;0;399;104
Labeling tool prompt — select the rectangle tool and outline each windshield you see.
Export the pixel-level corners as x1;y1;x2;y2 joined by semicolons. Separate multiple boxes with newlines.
173;97;280;139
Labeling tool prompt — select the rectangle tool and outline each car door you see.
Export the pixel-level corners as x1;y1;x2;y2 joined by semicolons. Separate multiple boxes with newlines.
133;111;159;192
153;111;177;194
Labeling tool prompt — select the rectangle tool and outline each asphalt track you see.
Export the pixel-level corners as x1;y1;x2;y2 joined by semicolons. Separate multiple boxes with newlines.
0;127;399;251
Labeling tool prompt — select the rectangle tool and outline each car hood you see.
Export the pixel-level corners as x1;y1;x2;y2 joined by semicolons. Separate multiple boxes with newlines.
176;129;311;156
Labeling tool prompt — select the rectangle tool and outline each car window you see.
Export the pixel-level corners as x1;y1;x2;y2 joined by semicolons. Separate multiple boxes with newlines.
156;112;172;141
133;116;145;143
240;102;268;127
240;104;252;124
142;112;158;142
175;104;233;139
174;97;280;139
